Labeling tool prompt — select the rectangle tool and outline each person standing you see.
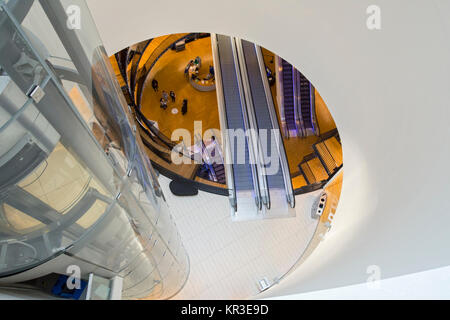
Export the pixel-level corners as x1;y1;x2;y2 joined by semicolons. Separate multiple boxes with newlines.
170;91;176;103
205;65;215;80
162;90;169;101
181;99;188;115
160;98;167;110
194;56;201;68
152;79;159;92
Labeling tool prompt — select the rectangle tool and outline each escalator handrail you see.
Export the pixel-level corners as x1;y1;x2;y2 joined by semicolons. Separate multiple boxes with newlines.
211;34;237;211
234;38;269;209
231;37;264;211
294;70;307;137
275;57;288;137
255;44;295;208
290;62;301;136
310;85;320;135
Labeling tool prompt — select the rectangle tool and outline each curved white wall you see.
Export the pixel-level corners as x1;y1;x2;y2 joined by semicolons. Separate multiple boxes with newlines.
86;0;450;297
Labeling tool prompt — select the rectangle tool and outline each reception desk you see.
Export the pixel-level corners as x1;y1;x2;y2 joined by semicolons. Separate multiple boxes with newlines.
186;58;216;92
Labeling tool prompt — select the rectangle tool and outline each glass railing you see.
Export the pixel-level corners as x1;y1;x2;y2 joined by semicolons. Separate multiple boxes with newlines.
134;33;190;107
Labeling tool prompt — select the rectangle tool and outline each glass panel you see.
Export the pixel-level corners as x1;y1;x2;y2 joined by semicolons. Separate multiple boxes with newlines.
2;203;43;231
0;0;189;299
3;0;135;170
18;143;91;213
86;274;112;300
0;139;114;275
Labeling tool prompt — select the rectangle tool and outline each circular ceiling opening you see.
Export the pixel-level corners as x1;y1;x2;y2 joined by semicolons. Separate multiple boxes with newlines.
110;32;343;299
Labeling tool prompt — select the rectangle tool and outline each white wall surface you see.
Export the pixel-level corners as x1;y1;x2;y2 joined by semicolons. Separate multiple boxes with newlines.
86;0;450;297
268;265;450;300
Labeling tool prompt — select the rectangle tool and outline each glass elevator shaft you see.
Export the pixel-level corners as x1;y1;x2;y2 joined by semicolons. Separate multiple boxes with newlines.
0;0;189;299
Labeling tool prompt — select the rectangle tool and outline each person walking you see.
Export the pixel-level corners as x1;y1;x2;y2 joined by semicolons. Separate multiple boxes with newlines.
170;91;176;103
181;99;188;115
152;79;159;92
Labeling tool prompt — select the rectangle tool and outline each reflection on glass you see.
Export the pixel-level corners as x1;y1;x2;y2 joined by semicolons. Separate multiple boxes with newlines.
0;0;189;299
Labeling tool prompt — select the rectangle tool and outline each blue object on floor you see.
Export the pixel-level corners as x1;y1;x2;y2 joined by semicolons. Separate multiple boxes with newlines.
51;275;87;300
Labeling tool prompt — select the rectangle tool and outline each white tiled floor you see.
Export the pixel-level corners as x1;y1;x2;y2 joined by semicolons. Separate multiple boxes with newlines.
158;176;321;300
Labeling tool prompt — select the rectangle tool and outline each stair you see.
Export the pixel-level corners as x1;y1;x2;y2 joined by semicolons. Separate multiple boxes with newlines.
298;153;317;184
300;161;316;184
324;136;343;166
292;173;307;189
296;130;342;187
212;163;226;184
314;141;337;175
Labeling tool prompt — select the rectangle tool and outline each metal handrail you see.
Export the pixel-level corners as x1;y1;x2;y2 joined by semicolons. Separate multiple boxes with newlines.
231;37;264;210
255;45;295;209
136;34;192;107
291;64;301;137
310;85;320;136
294;70;307;137
210;34;237;212
275;56;288;138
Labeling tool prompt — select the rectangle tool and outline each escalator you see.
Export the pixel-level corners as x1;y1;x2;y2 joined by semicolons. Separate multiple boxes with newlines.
212;34;295;220
279;59;319;137
237;39;295;216
298;71;315;133
281;59;299;136
213;34;262;217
